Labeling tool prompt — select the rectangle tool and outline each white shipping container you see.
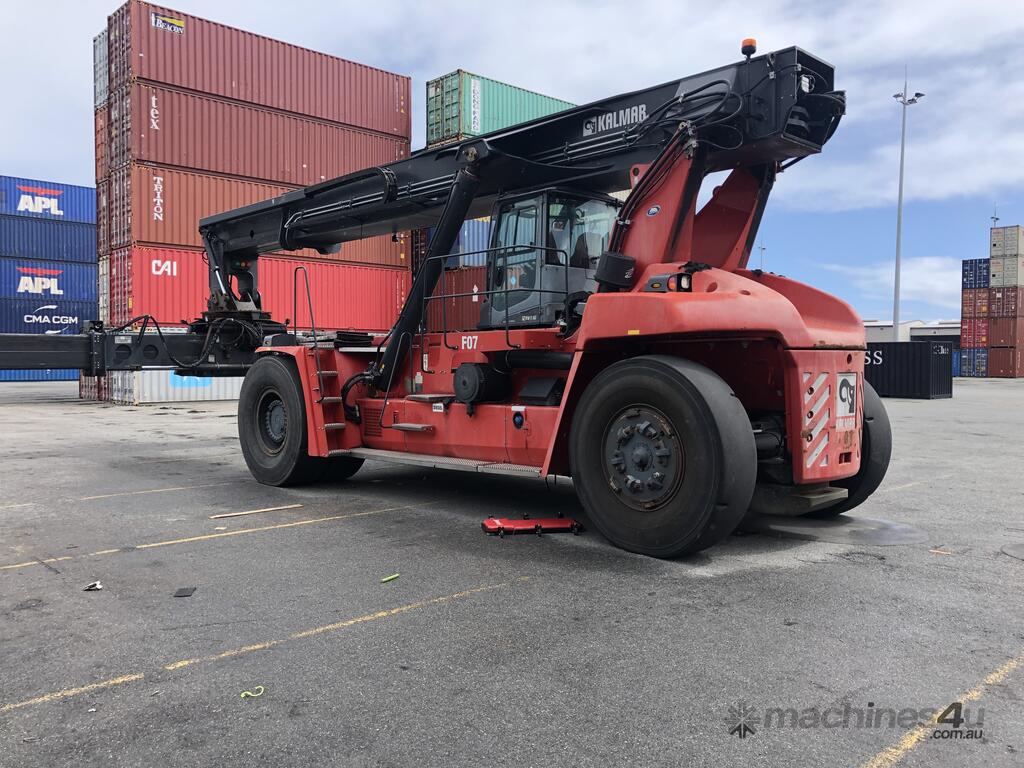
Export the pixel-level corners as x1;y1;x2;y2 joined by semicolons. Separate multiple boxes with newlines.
990;254;1024;288
107;369;243;404
991;225;1023;257
97;255;109;323
93;30;108;108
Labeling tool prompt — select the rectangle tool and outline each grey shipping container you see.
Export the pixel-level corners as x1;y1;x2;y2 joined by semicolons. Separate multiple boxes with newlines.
94;29;109;108
864;342;953;398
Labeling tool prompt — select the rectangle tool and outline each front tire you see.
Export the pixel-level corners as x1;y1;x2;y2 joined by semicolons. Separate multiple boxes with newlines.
569;356;756;558
238;355;327;486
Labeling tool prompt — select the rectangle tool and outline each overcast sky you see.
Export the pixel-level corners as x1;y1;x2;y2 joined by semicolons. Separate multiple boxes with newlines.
3;0;1023;321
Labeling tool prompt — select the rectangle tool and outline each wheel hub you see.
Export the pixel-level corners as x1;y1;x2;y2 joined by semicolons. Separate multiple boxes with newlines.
256;390;287;454
604;407;683;511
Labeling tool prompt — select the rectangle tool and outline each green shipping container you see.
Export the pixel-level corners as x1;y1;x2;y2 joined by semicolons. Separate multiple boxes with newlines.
426;70;575;147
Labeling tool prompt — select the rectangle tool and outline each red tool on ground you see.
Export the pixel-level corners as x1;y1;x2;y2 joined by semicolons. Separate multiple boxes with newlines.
482;517;584;537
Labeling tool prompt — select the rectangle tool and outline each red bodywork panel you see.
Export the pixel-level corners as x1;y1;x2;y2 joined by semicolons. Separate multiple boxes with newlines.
257;158;866;489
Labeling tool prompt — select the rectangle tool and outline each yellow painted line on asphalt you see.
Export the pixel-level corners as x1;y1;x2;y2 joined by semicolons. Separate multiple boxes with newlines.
859;648;1024;768
0;502;34;510
0;673;145;714
209;503;303;519
877;474;953;494
78;481;236;501
133;452;238;465
0;556;73;572
1;578;527;712
0;502;430;572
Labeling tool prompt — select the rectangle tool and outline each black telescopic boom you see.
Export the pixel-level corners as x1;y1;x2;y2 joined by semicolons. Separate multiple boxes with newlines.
370;164;482;391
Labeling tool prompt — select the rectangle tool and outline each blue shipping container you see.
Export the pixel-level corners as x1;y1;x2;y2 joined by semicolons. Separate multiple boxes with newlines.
0;257;98;302
961;258;990;289
0;215;96;263
951;349;961;377
427;218;493;267
0;297;97;382
960;347;989;377
0;175;96;224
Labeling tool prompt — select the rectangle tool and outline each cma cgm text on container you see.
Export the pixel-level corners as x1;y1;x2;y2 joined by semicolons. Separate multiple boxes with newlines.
107;83;409;186
107;246;409;332
0;176;96;224
106;1;410;137
107;163;407;267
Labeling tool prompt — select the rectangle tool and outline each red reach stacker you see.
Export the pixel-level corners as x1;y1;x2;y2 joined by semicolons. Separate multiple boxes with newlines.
0;43;891;557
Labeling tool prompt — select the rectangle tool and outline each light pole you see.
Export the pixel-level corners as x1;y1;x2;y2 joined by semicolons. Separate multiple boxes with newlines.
892;74;924;341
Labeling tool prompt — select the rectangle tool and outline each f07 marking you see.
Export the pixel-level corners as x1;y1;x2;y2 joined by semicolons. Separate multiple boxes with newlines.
461;335;478;350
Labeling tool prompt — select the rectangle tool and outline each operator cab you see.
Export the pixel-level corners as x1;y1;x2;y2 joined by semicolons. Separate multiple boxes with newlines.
478;188;621;330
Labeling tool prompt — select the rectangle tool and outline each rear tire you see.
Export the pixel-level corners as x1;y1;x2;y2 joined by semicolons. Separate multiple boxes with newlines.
569;356;756;558
238;355;327;486
804;380;892;518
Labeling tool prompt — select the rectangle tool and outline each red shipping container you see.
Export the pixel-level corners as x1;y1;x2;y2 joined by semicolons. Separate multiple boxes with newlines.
96;179;110;257
95;105;109;182
961;318;989;348
988;318;1024;348
960;288;989;318
987;347;1024;378
107;83;409;186
989;287;1023;317
109;246;408;332
425;267;488;332
109;163;407;267
108;1;410;137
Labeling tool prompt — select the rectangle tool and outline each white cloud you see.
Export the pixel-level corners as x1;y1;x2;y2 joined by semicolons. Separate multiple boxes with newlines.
2;0;1022;213
822;255;962;310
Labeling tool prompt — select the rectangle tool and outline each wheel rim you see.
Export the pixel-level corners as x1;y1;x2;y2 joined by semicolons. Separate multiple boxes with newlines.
602;405;684;511
255;388;287;454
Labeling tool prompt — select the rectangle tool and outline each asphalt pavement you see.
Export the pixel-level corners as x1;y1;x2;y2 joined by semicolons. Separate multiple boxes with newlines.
1;378;1021;767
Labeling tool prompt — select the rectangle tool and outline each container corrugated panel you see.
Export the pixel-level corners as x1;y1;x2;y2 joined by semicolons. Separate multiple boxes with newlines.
108;1;410;137
109;246;407;331
864;342;953;398
426;70;573;145
988;346;1024;377
0;176;96;224
961;318;988;348
988;318;1024;348
959;348;989;377
989;287;1022;317
0;297;97;382
79;373;109;401
0;257;98;302
109;83;409;186
990;254;1024;287
95;105;109;181
962;288;989;318
961;258;989;289
94;29;109;108
951;349;961;377
0;216;97;263
110;164;406;266
424;218;492;267
98;255;110;323
107;368;244;404
96;179;110;257
424;266;487;332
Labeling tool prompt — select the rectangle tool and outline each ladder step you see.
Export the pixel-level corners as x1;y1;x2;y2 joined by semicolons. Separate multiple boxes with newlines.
406;393;455;403
324;422;346;431
390;423;434;433
317;370;339;377
319;397;344;404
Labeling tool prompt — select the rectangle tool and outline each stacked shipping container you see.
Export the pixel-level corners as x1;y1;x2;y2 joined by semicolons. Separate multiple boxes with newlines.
986;225;1024;377
416;72;575;328
0;176;98;382
89;1;413;402
959;257;990;377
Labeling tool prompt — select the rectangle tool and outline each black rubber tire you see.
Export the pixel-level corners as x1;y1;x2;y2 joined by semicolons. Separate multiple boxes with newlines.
238;355;328;486
569;356;757;558
804;380;892;518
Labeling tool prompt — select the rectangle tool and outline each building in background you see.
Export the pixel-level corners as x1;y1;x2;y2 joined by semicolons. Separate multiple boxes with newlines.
88;0;413;403
0;176;97;382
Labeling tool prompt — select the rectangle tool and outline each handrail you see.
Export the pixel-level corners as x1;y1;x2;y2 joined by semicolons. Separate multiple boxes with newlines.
292;265;326;403
418;244;573;351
